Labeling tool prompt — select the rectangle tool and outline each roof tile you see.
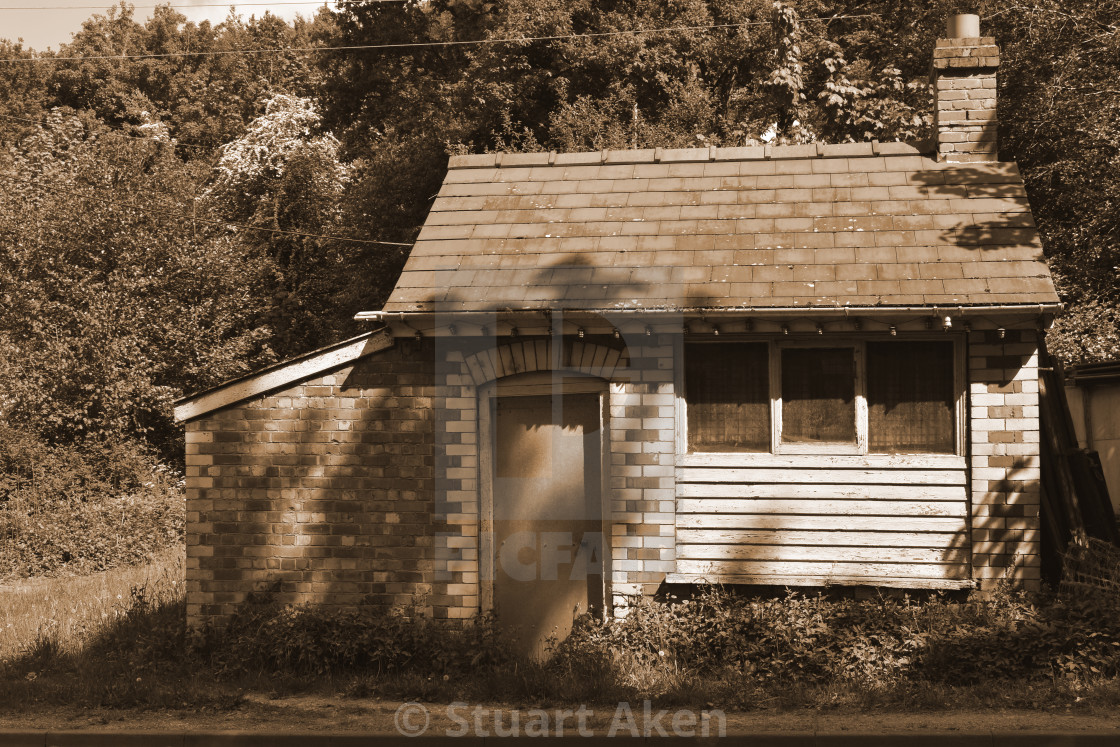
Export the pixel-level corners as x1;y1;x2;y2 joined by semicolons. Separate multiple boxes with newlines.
385;147;1060;313
772;159;815;175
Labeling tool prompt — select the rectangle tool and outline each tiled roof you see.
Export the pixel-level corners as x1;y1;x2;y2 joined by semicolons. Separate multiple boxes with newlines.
383;142;1059;313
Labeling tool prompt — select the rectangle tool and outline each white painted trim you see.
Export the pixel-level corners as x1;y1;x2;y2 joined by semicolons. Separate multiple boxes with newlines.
357;305;1061;325
674;332;687;458
173;330;394;422
479;387;494;613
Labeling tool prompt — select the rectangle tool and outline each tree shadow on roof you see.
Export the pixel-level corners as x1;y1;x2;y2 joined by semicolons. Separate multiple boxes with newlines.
909;164;1045;257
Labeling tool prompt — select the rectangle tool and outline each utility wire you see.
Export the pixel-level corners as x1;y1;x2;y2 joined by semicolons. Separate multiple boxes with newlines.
0;14;880;63
0;1;364;9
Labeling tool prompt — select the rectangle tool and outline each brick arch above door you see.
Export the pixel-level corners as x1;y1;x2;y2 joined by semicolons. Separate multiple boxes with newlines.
462;339;629;386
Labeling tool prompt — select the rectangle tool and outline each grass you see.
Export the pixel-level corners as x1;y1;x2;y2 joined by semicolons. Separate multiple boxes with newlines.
0;543;213;712
2;549;1120;720
0;544;185;662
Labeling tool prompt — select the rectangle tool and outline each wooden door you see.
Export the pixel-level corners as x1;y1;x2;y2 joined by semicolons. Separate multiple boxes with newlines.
491;393;604;658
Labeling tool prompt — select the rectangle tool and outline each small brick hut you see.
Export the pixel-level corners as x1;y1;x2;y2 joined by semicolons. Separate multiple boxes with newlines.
176;16;1060;648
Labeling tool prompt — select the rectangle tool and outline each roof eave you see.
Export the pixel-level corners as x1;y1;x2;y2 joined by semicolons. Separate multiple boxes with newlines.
174;329;394;423
358;302;1061;322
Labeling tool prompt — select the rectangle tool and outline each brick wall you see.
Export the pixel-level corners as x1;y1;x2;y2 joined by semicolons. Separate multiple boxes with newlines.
608;335;677;613
184;341;436;630
430;342;481;621
932;36;999;163
968;327;1042;590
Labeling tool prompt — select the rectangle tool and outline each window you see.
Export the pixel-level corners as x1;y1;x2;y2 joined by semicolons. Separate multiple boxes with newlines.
780;347;856;445
866;341;955;453
684;343;769;452
684;339;958;455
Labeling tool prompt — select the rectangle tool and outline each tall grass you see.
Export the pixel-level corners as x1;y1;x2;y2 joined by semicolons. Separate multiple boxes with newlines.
0;544;184;662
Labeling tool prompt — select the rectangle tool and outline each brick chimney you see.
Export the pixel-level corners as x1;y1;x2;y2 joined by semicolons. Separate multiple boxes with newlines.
931;14;999;162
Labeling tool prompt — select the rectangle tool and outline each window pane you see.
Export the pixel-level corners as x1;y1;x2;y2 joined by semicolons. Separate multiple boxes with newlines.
685;343;769;452
867;341;955;453
781;347;855;443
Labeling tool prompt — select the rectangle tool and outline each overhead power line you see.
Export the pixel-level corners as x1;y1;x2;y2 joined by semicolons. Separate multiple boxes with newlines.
0;14;880;63
0;1;357;8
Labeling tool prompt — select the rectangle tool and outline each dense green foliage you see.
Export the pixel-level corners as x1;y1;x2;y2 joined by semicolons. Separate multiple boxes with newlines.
0;424;183;578
0;0;1117;572
552;587;1120;693
207;600;513;677
209;585;1120;694
11;582;1120;711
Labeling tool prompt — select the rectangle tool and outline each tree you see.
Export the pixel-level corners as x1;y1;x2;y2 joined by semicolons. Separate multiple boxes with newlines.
201;92;372;355
0;40;51;148
0;110;275;457
47;3;326;156
988;0;1120;363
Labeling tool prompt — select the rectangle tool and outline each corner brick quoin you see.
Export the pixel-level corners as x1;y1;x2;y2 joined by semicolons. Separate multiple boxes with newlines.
184;323;1043;630
967;328;1041;590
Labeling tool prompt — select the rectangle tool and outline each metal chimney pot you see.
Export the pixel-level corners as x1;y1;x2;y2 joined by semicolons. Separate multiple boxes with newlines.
947;13;980;38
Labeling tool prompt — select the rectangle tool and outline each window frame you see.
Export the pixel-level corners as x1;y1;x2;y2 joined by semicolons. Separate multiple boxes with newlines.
677;333;966;459
772;340;866;455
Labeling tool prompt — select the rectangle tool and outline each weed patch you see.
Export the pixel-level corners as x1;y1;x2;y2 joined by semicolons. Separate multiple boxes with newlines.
5;560;1120;715
203;600;515;678
0;424;184;579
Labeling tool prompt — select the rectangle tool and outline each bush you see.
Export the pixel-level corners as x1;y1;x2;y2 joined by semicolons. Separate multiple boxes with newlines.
205;598;514;677
550;585;1120;694
0;423;183;578
9;572;1120;710
196;583;1120;699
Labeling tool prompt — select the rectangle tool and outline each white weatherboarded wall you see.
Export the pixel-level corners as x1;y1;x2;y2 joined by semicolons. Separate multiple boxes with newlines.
667;453;971;589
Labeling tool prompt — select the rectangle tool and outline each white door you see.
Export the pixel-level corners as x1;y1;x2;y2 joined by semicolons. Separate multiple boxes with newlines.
491;392;604;658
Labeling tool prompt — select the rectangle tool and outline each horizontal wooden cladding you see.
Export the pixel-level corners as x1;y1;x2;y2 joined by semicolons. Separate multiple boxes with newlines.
666;572;975;590
681;468;965;485
678;484;966;500
675;560;968;580
677;453;967;469
681;545;969;564
678;529;962;547
677;499;967;517
674;453;970;586
676;515;967;532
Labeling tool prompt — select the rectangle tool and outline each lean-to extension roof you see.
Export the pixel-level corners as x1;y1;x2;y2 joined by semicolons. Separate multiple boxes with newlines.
383;142;1059;314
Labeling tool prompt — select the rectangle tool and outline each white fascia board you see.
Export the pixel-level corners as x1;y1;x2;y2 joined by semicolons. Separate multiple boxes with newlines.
174;330;394;423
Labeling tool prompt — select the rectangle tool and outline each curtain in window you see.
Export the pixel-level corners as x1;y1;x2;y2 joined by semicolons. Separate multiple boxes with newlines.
685;343;769;452
867;341;954;453
780;347;856;443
